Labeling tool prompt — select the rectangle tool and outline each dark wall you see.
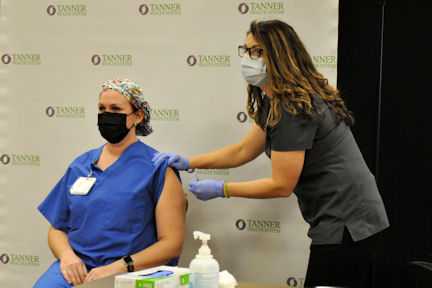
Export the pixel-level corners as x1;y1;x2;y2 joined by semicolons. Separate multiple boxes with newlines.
338;0;431;287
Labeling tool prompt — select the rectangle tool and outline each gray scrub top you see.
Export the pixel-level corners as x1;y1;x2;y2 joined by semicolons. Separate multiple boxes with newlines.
261;96;389;245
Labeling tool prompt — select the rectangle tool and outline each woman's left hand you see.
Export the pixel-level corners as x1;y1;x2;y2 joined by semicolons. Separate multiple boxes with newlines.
83;261;125;283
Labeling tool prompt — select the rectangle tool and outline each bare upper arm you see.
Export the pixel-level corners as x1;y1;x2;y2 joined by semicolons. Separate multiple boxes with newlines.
155;167;186;243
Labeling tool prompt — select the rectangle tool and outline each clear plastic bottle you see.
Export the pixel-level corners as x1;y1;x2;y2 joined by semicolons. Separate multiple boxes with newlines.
189;231;219;288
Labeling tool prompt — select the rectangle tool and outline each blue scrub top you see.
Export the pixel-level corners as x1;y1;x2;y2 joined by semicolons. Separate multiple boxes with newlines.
38;141;179;268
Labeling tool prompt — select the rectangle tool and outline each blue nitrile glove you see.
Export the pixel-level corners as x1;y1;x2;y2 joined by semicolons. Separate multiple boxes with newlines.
152;152;190;170
189;179;225;201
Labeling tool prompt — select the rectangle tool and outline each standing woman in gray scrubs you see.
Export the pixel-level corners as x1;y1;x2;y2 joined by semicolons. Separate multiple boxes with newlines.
153;20;389;288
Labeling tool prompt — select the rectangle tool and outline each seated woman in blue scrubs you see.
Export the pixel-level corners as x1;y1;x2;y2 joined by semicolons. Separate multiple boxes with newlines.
34;78;186;287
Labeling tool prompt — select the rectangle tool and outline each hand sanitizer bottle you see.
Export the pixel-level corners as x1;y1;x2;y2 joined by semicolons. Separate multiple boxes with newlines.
189;231;219;288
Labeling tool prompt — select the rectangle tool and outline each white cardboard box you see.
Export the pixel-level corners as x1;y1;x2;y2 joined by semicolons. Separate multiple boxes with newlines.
114;265;190;288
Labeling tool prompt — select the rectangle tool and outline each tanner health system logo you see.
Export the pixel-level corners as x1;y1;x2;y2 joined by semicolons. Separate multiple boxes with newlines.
1;154;40;166
196;169;230;177
312;56;337;69
139;3;182;15
236;218;281;233
150;108;180;121
238;2;284;15
0;253;39;267
286;276;305;287
47;4;87;16
187;55;231;68
46;106;86;119
236;112;255;124
1;53;41;65
91;54;133;66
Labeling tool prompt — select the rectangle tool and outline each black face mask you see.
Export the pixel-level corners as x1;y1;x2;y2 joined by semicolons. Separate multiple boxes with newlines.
97;112;132;144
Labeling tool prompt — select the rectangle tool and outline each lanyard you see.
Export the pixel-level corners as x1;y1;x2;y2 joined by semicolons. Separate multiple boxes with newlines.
88;161;98;177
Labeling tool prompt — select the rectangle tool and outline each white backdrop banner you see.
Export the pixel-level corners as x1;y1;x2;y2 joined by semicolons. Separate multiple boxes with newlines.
0;1;338;287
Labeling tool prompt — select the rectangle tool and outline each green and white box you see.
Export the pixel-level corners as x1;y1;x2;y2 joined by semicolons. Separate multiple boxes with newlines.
115;265;190;288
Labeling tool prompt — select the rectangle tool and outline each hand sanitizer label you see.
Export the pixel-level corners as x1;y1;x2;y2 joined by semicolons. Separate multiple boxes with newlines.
190;272;219;288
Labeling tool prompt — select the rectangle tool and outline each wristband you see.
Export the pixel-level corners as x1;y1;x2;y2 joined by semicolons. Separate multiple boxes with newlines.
223;181;230;198
122;255;134;272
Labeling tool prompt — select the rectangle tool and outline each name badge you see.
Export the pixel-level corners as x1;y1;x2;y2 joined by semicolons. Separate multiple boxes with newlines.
70;177;96;195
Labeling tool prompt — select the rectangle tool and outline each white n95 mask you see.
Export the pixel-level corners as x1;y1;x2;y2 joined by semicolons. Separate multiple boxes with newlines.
241;56;269;87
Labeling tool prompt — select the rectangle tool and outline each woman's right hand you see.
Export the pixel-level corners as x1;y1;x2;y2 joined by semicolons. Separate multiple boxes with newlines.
59;251;88;286
152;152;190;170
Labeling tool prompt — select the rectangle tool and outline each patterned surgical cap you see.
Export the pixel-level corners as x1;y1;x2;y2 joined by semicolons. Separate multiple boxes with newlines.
101;78;152;136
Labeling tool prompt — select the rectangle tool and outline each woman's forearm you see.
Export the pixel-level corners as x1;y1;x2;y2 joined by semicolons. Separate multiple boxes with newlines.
98;237;182;277
225;150;304;199
227;178;294;199
126;238;183;271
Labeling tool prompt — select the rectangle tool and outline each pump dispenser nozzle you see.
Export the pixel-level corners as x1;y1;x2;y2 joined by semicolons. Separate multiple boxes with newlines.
193;231;213;259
